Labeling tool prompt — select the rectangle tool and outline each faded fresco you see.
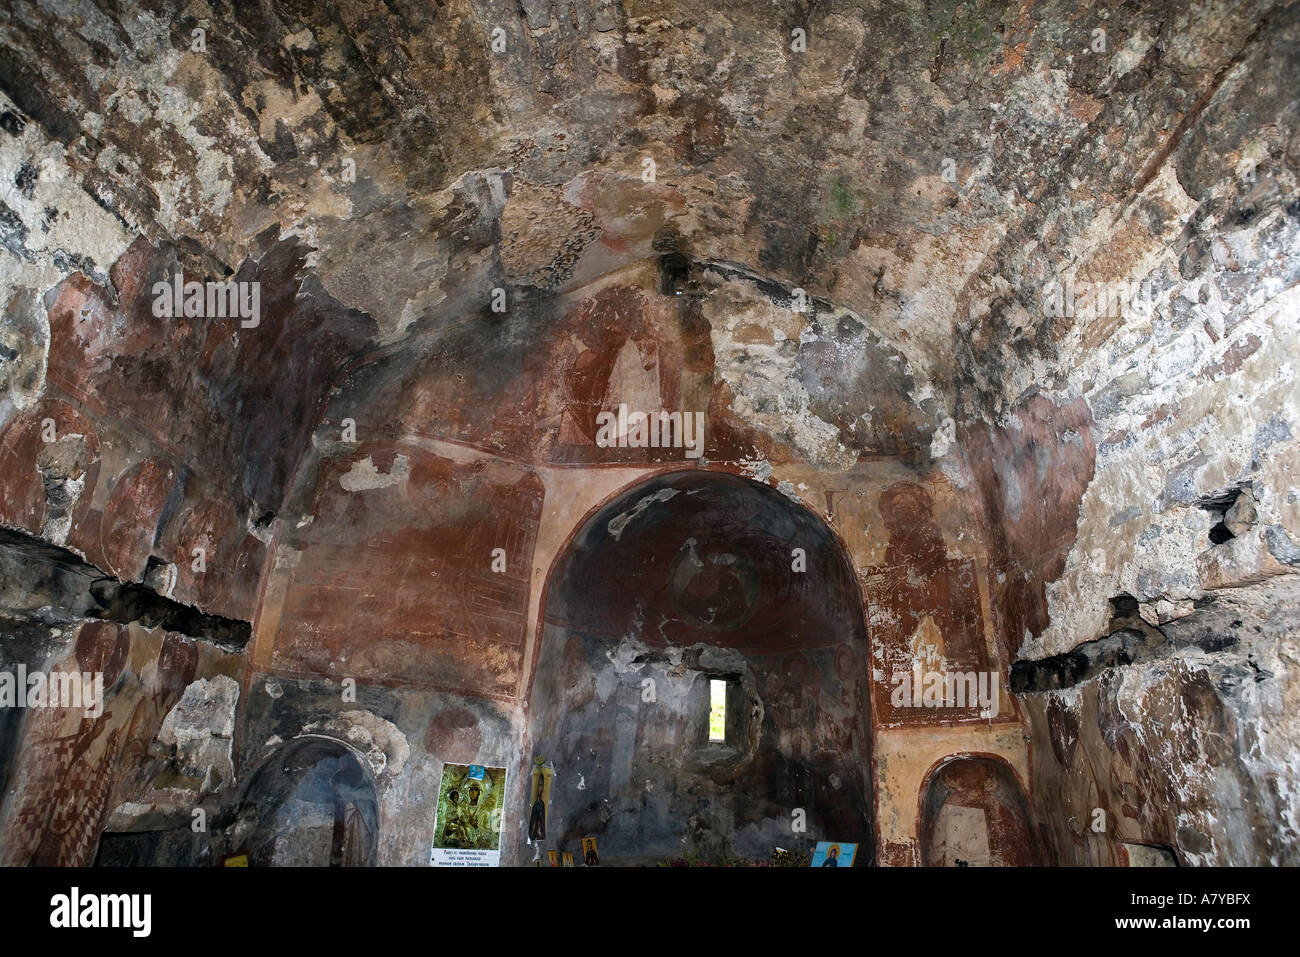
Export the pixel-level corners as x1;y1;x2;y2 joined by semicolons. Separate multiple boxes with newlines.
919;757;1039;867
863;482;999;727
0;621;241;866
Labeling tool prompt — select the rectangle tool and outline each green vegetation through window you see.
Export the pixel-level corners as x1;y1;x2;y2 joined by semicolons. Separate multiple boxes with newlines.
709;679;726;742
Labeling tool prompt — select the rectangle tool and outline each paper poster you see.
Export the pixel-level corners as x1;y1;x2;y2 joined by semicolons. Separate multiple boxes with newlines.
810;841;857;867
430;763;507;866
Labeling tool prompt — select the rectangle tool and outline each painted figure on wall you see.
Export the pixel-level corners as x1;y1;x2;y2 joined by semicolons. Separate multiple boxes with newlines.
333;800;372;867
667;539;760;631
0;624;206;867
0;622;128;866
237;737;380;867
863;482;994;726
108;633;198;811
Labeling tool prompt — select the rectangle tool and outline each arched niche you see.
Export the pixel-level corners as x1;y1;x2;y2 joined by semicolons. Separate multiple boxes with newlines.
529;469;873;865
232;736;379;867
918;755;1039;866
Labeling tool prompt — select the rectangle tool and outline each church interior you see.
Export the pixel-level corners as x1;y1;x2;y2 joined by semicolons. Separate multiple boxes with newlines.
0;0;1297;873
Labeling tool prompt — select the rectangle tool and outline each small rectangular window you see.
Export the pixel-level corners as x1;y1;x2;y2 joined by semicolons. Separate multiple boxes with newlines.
708;679;727;742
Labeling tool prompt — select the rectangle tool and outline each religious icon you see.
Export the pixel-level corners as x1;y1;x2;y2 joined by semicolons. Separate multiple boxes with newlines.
528;757;554;843
430;764;508;866
810;841;857;867
562;852;574;867
548;849;559;867
581;836;600;866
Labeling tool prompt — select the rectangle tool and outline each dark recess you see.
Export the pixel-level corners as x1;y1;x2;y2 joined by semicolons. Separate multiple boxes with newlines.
1011;604;1242;693
0;526;251;649
1196;486;1243;545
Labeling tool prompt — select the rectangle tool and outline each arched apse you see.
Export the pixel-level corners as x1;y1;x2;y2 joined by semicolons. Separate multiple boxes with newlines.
230;736;379;867
918;755;1040;866
527;469;873;865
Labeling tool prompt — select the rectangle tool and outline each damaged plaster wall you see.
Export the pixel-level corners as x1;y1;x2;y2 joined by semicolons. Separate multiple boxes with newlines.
0;0;1295;866
1022;577;1300;865
527;469;875;864
0;616;244;866
230;676;522;867
956;4;1300;864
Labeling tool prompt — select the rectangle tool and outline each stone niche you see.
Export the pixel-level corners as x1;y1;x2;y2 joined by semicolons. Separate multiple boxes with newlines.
224;736;379;867
526;469;874;865
919;756;1039;867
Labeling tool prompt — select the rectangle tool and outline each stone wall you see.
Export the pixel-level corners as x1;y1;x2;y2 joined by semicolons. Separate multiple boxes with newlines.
955;3;1300;866
0;0;1294;867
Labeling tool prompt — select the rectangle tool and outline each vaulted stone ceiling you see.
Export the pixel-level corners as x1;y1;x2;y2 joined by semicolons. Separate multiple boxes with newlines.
5;0;1293;426
1;0;1298;868
5;0;1295;642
